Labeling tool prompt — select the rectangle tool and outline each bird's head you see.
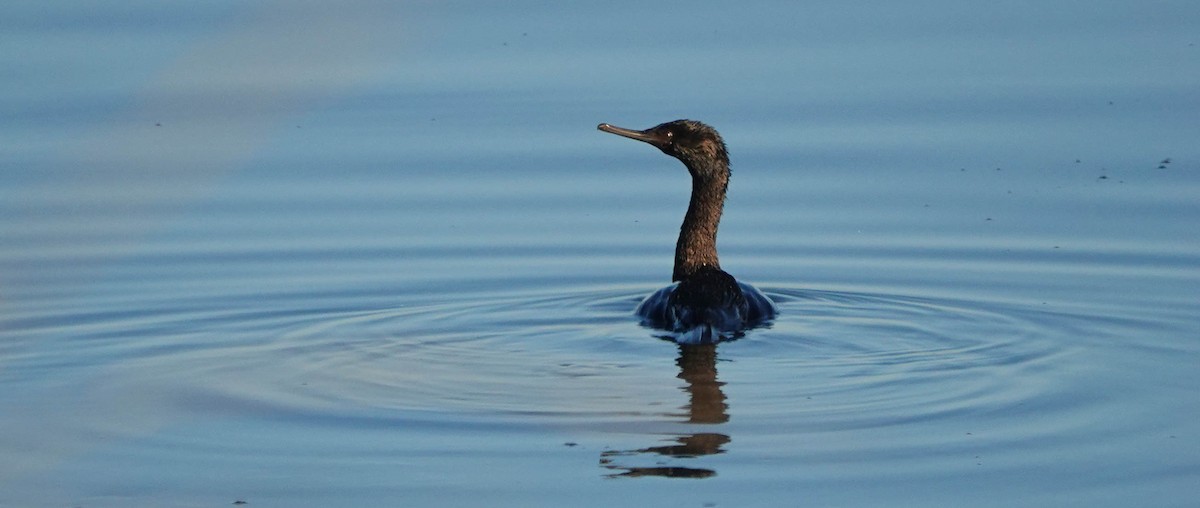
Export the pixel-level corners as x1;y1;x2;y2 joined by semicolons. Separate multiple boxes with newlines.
598;119;729;179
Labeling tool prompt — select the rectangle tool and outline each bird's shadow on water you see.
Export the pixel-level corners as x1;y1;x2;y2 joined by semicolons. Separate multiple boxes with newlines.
600;344;731;479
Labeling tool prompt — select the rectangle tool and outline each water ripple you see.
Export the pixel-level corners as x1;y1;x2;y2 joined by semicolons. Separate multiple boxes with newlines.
122;285;1072;433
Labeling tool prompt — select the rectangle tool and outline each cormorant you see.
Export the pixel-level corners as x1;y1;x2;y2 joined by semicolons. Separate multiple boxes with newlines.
598;119;776;343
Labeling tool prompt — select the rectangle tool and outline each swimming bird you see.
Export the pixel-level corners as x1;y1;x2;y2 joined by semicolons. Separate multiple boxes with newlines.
597;120;776;343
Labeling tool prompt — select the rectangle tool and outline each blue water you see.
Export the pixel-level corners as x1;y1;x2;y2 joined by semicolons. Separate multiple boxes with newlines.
3;1;1199;506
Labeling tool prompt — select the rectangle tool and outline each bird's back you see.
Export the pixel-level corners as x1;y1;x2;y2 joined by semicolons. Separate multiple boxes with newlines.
636;266;774;343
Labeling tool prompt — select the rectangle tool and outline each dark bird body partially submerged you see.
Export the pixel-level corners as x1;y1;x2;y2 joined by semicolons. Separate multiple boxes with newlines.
598;119;776;343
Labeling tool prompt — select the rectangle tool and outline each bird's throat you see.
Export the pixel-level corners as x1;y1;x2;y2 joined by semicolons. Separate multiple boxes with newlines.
673;173;727;281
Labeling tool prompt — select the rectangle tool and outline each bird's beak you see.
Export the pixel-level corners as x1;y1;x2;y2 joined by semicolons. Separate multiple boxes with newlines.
597;123;667;146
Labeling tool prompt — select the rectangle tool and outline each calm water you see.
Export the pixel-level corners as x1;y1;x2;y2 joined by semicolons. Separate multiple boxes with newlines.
3;1;1199;506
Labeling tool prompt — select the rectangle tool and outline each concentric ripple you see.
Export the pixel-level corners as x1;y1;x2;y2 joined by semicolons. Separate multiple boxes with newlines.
722;288;1071;431
151;285;1073;433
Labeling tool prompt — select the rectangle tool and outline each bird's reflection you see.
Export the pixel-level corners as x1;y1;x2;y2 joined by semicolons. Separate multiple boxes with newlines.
675;343;728;424
601;344;731;478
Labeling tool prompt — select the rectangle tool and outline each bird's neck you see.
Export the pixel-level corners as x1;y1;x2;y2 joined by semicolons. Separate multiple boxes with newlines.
673;166;728;281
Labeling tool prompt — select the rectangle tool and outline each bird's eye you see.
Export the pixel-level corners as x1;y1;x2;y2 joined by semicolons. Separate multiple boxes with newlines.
664;131;674;143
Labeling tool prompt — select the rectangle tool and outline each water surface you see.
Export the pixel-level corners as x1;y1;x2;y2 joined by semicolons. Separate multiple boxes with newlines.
2;1;1199;507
